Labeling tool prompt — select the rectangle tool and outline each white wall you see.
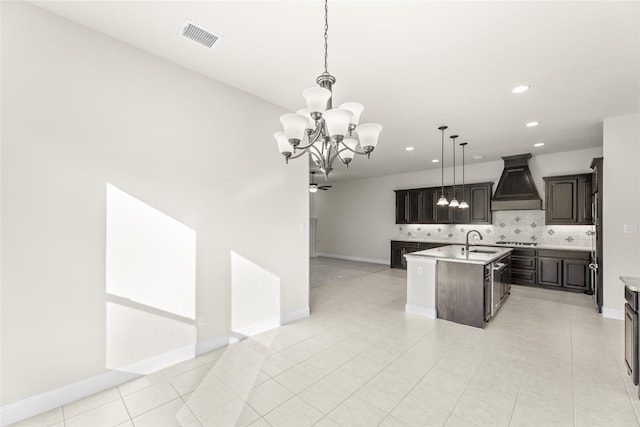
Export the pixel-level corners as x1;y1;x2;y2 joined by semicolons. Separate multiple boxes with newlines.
314;147;602;263
602;113;640;317
1;1;308;408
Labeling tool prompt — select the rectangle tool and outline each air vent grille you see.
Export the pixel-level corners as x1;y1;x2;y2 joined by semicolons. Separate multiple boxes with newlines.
179;20;221;49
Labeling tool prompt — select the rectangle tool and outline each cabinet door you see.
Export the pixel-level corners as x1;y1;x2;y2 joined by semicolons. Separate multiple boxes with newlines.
511;269;536;285
564;258;590;291
452;187;469;223
578;177;593;224
407;190;422;223
546;179;578;224
395;190;409;224
420;188;438;223
390;242;420;269
436;188;452;223
468;184;492;224
538;257;562;287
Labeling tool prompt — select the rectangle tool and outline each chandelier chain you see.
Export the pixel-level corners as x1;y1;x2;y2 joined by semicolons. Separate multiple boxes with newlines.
323;0;329;75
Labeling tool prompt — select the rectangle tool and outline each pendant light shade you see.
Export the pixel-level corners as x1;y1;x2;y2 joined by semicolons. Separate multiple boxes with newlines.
302;87;331;114
459;142;470;209
449;135;459;208
437;126;449;206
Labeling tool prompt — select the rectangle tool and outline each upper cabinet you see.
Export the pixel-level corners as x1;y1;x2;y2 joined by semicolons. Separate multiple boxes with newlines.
543;173;593;225
394;182;493;225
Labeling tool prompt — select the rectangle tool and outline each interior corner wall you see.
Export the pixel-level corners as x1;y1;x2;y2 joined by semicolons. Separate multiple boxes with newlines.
1;1;308;406
602;113;640;317
313;147;602;263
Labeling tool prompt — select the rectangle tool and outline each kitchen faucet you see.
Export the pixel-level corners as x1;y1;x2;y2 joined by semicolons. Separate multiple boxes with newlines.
465;230;483;252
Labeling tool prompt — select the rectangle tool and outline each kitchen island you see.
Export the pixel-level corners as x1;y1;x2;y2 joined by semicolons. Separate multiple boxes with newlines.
404;245;512;328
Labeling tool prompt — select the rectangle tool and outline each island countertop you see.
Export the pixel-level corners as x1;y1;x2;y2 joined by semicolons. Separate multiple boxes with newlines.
404;244;512;265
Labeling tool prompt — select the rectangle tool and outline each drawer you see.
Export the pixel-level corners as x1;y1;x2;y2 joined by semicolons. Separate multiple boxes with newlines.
537;249;589;260
511;256;536;270
512;269;536;285
511;248;537;257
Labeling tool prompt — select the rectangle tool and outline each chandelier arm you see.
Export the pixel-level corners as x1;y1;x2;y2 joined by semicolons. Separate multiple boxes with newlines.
308;142;328;167
287;149;309;161
339;143;368;156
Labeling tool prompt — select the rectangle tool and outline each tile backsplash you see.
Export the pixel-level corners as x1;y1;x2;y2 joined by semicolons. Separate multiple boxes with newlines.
398;210;594;249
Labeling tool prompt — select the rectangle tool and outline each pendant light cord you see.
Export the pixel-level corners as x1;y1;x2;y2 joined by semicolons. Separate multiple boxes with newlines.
323;0;329;75
440;127;446;196
452;137;456;193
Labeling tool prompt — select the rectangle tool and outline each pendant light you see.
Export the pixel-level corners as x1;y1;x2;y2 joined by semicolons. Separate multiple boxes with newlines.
436;126;449;206
458;142;469;209
449;135;460;208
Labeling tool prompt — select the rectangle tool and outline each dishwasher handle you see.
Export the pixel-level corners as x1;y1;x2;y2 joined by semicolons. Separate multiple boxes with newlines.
492;262;508;271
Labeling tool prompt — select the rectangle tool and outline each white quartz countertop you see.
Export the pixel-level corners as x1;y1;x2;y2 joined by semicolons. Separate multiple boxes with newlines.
404;245;512;265
391;238;591;252
621;276;640;293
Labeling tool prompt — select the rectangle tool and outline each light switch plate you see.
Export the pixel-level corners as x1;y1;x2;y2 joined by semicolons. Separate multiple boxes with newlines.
624;224;638;234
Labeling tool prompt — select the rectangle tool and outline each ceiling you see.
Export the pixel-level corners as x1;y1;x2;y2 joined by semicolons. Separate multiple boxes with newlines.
29;1;640;182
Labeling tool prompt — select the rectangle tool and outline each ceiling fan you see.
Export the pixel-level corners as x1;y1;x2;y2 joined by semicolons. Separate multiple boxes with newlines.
309;171;332;193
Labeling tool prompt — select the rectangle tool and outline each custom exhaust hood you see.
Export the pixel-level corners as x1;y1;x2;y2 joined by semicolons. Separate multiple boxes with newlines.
491;153;542;211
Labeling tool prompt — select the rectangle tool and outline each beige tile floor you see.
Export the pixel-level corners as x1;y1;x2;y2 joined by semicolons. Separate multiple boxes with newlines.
11;267;640;426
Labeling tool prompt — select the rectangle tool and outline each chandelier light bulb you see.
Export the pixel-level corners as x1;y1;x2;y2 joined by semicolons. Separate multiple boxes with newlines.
296;109;316;131
357;123;383;150
274;132;291;155
302;87;332;115
338;102;364;126
323;109;353;140
280;114;308;144
340;138;358;163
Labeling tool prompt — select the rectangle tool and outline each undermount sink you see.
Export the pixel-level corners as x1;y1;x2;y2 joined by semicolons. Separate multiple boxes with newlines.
467;249;498;254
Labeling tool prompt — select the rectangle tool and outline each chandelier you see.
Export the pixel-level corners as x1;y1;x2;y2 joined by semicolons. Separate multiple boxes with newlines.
273;0;382;178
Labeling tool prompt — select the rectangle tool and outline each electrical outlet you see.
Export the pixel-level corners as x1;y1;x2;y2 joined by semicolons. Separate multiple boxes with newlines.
198;313;208;326
417;267;423;276
624;224;638;234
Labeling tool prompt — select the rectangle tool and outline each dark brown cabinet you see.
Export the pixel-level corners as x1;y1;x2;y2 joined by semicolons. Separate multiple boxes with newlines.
538;257;562;287
390;241;420;269
511;248;590;292
469;184;492;223
390;241;446;269
394;182;493;225
511;248;537;286
420;188;438;223
436;188;453;223
543;173;593;225
395;190;409;224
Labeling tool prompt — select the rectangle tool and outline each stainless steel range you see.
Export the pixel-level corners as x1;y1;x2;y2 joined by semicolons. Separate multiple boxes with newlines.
494;241;538;247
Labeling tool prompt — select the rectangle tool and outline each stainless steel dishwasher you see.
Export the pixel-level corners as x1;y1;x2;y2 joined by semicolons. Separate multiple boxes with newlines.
491;256;510;316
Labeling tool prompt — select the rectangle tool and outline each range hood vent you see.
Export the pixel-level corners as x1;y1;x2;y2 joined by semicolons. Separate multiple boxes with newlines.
491;153;542;211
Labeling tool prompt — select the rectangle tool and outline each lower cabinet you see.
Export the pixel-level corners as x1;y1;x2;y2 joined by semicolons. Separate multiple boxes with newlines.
390;241;446;269
512;248;590;292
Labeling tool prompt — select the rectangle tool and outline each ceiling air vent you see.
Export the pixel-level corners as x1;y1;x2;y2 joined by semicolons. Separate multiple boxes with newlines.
178;20;221;49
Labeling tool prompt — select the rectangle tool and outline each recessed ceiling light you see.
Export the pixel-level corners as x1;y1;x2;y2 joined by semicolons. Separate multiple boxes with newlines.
431;159;439;163
512;85;530;94
405;147;414;151
472;154;484;160
534;142;545;147
526;121;539;127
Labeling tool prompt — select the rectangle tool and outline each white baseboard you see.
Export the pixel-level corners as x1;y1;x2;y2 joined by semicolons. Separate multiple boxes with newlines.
281;306;310;325
602;307;624;320
232;316;281;337
0;305;311;427
405;304;437;319
1;333;233;427
316;252;388;265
